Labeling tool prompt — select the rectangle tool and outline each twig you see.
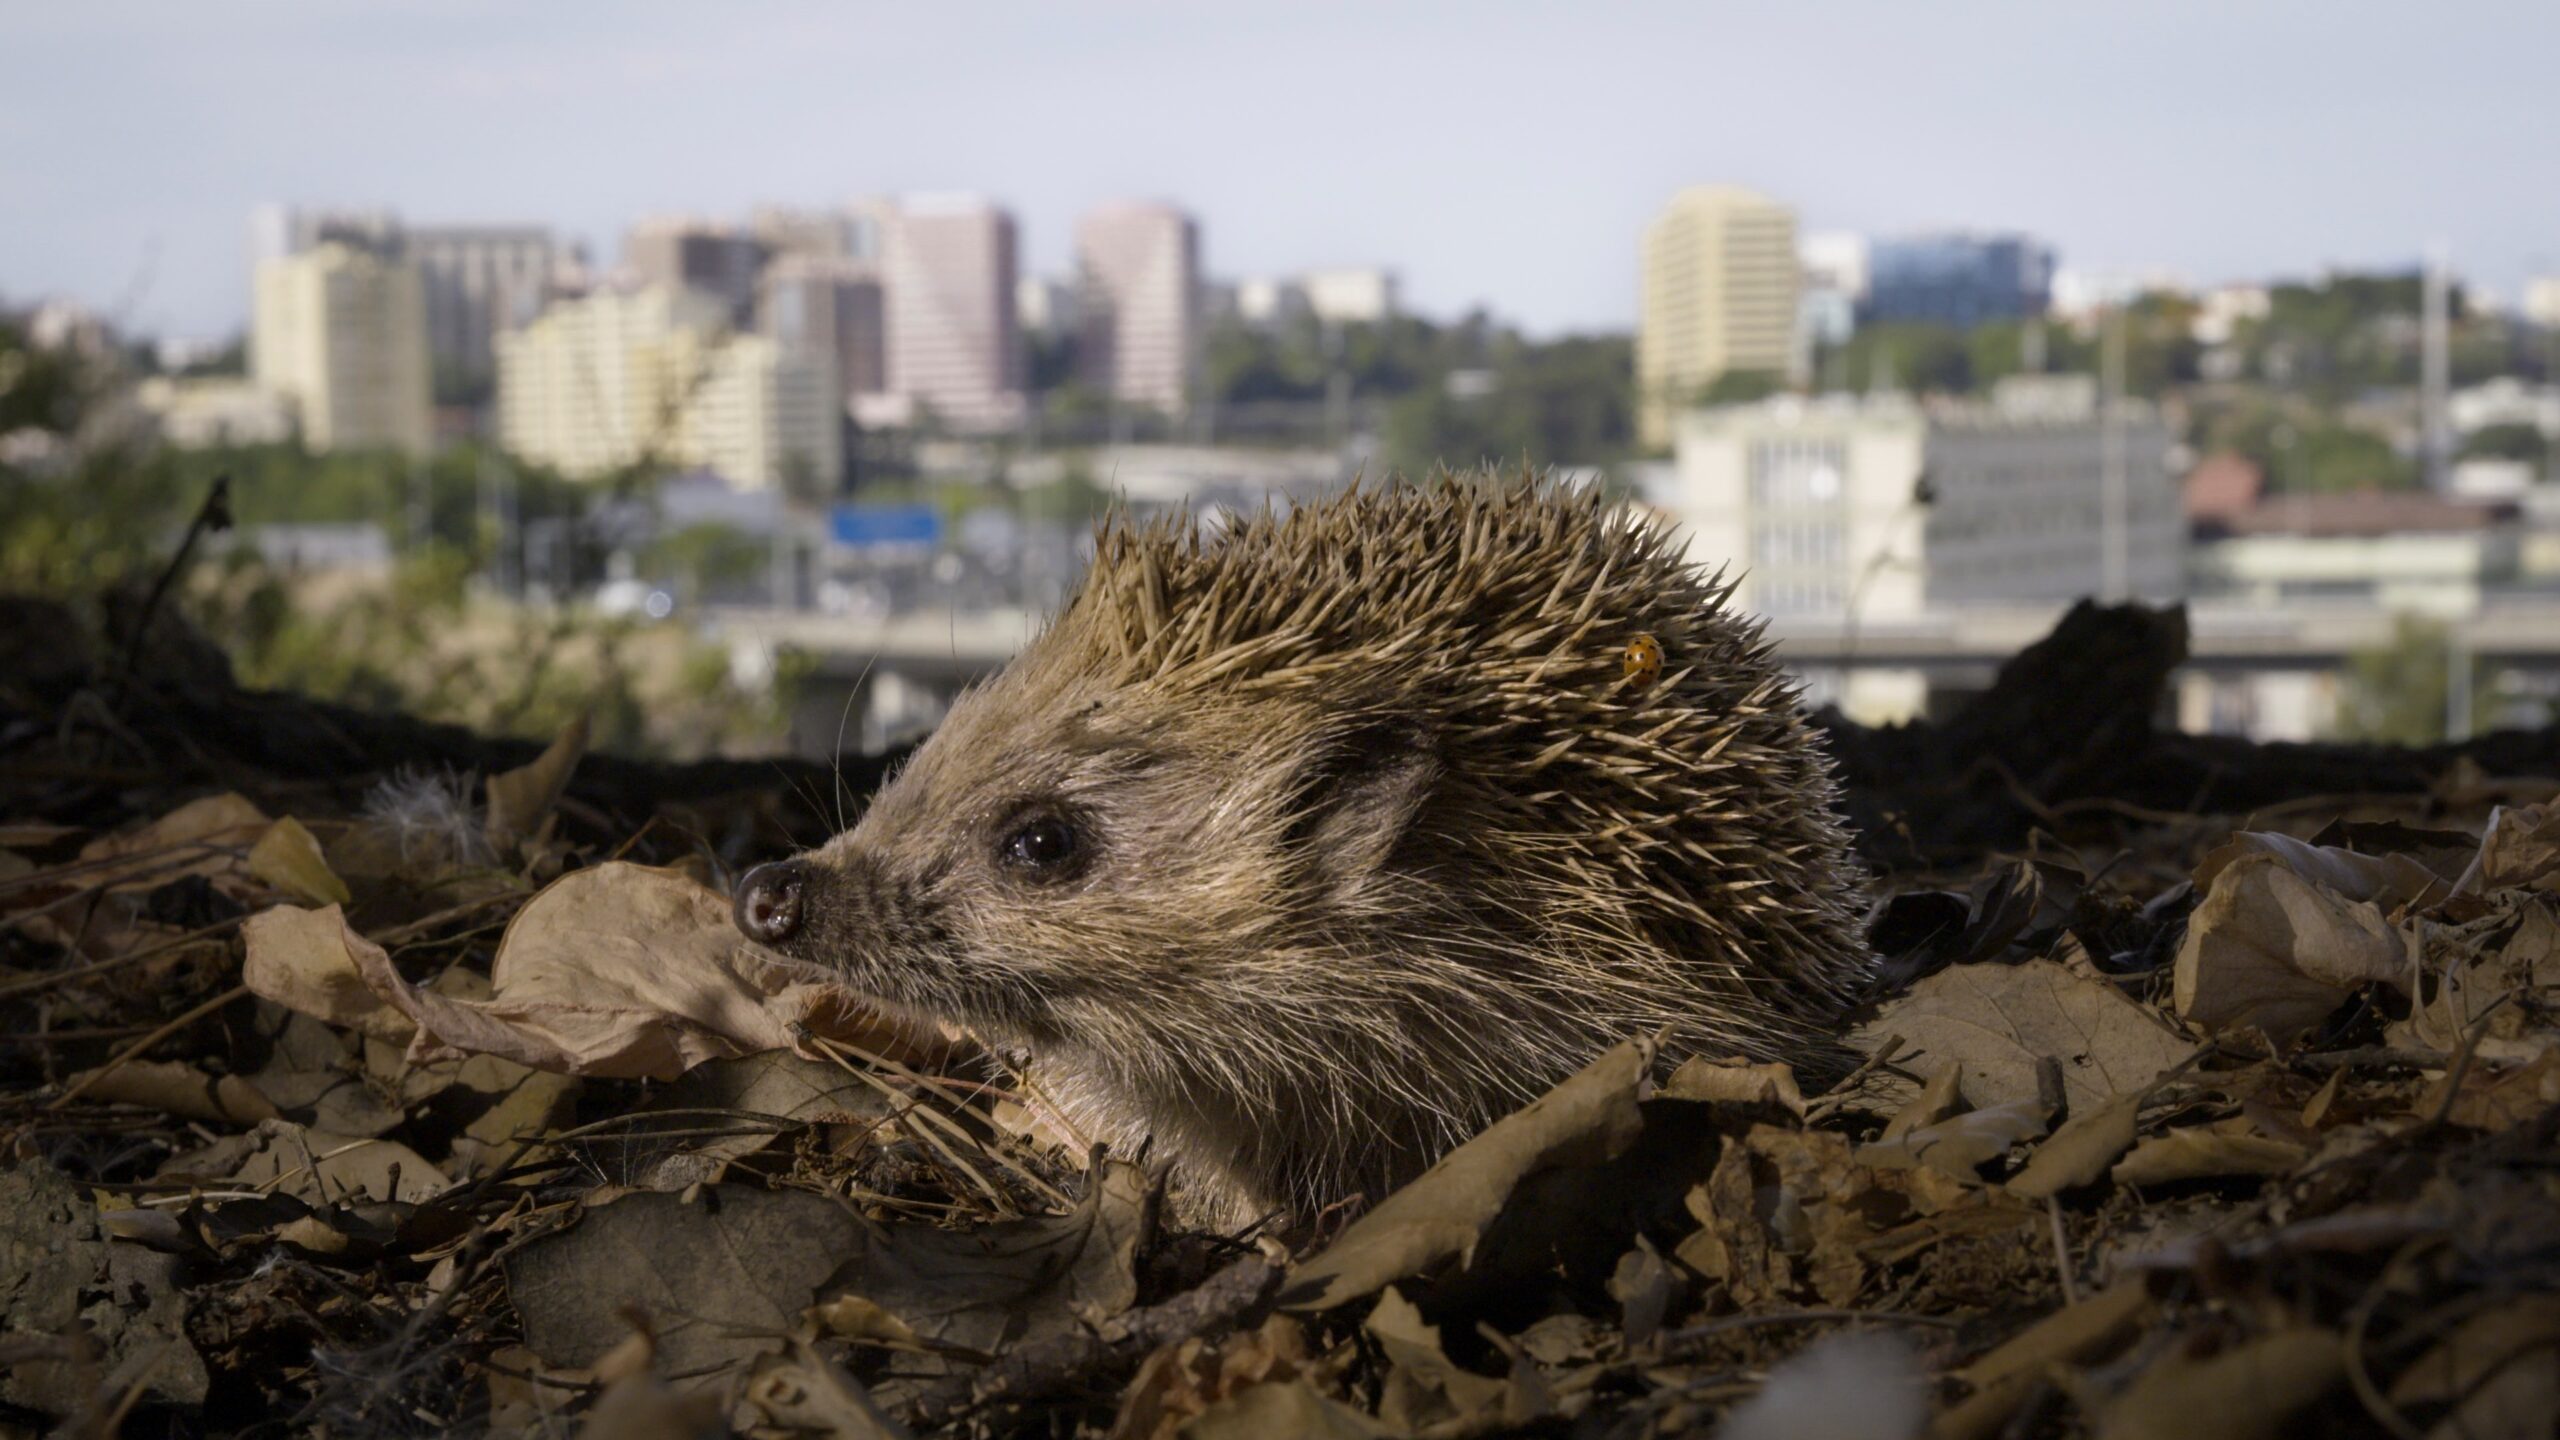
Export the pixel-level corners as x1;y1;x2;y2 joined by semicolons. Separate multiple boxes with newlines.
904;1255;1280;1428
801;1037;1015;1217
2341;1236;2434;1440
803;1032;1074;1212
2419;991;2516;1132
46;984;250;1110
0;914;248;1001
2047;1195;2080;1306
1804;1034;1905;1124
118;474;233;679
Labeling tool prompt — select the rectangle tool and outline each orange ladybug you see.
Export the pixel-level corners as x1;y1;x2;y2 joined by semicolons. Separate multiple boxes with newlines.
1622;633;1664;689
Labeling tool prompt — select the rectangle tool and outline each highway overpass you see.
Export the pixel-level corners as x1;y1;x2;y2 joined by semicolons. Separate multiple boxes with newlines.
705;598;2560;757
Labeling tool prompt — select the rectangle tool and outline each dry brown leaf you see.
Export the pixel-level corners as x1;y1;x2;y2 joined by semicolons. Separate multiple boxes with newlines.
2110;1124;2308;1187
1366;1286;1507;1433
812;1294;932;1352
2008;1091;2144;1199
2174;853;2412;1041
449;1061;580;1176
75;792;271;892
2454;802;2560;896
67;1059;279;1127
484;712;588;858
1881;1064;1967;1141
2193;830;2458;911
2417;1045;2560;1132
509;1184;867;1386
820;1158;1150;1390
247;866;952;1081
1685;1126;1949;1308
245;816;352;907
241;904;418;1043
1184;1378;1386;1439
1855;959;2190;1112
1278;1038;1652;1312
1605;1240;1676;1349
574;1367;728;1440
1659;1056;1805;1117
742;1337;912;1440
513;1161;1147;1400
2091;1327;2343;1440
1859;1098;2050;1181
2390;894;2560;1059
2386;1294;2560;1440
1931;1283;2151;1440
1108;1316;1313;1440
222;1118;453;1204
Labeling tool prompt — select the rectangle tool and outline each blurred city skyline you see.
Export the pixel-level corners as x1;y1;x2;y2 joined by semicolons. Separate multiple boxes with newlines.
8;0;2558;343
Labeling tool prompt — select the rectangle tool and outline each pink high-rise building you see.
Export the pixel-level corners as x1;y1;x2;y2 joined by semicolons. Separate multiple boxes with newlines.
1075;202;1201;418
880;196;1024;431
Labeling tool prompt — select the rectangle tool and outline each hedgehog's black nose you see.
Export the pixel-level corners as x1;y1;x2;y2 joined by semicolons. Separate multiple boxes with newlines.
734;860;808;945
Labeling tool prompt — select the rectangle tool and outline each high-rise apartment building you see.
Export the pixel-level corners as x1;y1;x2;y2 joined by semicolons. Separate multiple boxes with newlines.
407;226;555;402
252;206;560;409
496;286;839;491
623;218;767;327
880;195;1024;431
251;242;434;456
1637;187;1801;449
759;253;888;400
251;204;401;265
1865;232;2056;330
1017;276;1082;339
751;207;858;264
1075;202;1201;417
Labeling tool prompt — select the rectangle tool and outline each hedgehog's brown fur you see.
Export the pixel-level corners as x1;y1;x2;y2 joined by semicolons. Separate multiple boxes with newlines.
752;471;1870;1223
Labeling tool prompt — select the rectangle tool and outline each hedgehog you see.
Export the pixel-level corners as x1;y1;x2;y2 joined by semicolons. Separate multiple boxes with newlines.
734;471;1871;1224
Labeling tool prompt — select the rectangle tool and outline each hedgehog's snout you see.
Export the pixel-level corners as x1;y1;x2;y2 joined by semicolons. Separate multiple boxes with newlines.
734;859;808;946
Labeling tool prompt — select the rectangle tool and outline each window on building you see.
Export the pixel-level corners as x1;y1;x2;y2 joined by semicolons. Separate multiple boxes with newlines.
1747;438;1849;614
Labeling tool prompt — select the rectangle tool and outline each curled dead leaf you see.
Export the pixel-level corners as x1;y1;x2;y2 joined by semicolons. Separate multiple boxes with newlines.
247;866;954;1081
1859;1099;2050;1181
2193;830;2457;912
1279;1038;1652;1312
2109;1125;2308;1187
484;713;588;859
2007;1090;2144;1199
1659;1056;1806;1117
2174;853;2411;1041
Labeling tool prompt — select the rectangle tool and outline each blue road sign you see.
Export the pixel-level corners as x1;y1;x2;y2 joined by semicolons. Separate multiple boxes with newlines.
829;503;942;548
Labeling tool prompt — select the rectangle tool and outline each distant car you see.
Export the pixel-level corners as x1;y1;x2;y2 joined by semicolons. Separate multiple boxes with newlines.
593;579;676;621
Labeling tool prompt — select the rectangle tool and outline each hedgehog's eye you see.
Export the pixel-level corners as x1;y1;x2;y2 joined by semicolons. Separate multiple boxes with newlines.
996;813;1081;878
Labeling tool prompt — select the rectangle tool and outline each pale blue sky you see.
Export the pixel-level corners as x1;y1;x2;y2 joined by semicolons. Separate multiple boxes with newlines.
5;1;2555;342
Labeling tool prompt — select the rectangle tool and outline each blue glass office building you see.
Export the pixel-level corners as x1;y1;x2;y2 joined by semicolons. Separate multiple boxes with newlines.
1865;233;2056;329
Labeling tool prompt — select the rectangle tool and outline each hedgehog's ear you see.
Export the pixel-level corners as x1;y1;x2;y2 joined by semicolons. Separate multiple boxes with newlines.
1292;725;1439;891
